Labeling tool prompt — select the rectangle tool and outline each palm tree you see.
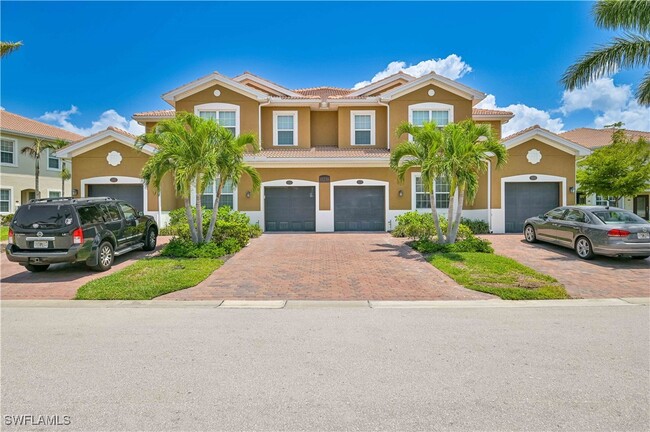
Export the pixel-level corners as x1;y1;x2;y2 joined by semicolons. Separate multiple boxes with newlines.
136;112;260;244
0;41;22;58
21;138;60;200
53;139;72;196
441;121;507;243
204;127;261;243
562;0;650;105
390;122;447;242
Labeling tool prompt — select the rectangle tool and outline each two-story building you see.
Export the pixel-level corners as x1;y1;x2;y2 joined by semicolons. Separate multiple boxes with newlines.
56;71;592;233
0;110;83;215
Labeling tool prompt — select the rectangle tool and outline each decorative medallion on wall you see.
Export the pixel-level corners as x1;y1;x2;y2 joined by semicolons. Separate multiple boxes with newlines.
526;149;542;165
427;89;436;97
106;151;123;167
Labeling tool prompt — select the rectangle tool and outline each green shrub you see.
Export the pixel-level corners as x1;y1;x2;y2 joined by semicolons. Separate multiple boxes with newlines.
412;237;494;254
460;218;490;234
393;211;473;242
220;238;242;255
160;238;226;259
1;213;14;225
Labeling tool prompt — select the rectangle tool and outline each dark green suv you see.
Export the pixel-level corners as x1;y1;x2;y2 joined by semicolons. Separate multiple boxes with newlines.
6;197;158;272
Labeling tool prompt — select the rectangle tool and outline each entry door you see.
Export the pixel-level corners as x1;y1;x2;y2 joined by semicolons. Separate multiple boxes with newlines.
634;195;649;220
264;186;316;232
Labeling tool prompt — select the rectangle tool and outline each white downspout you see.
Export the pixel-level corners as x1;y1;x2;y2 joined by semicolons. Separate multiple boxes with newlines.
377;99;390;149
157;192;163;227
487;159;492;233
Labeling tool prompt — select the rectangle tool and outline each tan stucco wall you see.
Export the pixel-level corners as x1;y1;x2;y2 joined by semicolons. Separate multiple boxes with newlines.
260;107;311;149
337;106;388;149
236;167;414;212
70;141;177;212
476;120;503;140
389;84;473;148
310;111;338;147
490;139;577;209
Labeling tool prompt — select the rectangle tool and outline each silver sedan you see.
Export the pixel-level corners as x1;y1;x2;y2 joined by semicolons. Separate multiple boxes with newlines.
523;206;650;260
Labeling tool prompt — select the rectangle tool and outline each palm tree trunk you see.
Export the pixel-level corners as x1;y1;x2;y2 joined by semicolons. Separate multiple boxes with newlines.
429;192;445;243
35;154;40;199
195;178;204;243
446;186;456;242
449;187;466;243
205;180;224;243
183;197;198;243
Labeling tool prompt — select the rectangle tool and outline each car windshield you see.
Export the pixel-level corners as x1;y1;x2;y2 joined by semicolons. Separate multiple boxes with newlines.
592;210;649;225
12;204;76;229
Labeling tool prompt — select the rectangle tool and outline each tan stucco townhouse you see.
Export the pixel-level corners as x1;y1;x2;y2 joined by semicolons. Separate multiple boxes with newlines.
55;71;595;233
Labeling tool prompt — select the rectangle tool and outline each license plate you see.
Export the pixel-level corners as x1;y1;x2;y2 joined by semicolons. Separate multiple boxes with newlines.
638;232;650;239
33;240;49;249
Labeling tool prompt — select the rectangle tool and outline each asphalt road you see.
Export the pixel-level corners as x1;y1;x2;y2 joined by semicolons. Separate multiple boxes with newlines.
1;302;649;431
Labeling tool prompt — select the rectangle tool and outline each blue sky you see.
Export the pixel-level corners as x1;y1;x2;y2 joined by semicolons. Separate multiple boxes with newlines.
2;1;648;136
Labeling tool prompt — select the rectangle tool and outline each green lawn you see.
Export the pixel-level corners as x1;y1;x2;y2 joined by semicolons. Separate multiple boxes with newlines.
428;252;569;300
0;226;8;242
75;257;222;300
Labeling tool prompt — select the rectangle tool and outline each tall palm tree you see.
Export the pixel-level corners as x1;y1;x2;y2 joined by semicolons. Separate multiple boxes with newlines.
0;41;22;58
441;121;507;243
137;112;260;244
21;138;60;200
562;0;650;105
390;122;446;242
53;139;72;196
204;127;261;243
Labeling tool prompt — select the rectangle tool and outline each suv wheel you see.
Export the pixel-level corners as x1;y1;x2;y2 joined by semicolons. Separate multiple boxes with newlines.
92;241;114;271
575;237;595;260
142;228;157;251
25;264;50;272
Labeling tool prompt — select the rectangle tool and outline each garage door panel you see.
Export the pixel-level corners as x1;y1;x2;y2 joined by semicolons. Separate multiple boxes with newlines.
87;184;144;212
505;182;559;233
334;186;385;232
265;187;315;232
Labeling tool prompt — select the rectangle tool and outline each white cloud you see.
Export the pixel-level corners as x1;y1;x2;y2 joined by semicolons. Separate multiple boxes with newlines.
39;105;144;136
476;94;564;137
560;78;650;131
353;55;473;89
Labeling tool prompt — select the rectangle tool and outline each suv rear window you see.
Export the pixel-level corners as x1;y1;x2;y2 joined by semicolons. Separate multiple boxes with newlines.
78;205;106;225
13;204;76;229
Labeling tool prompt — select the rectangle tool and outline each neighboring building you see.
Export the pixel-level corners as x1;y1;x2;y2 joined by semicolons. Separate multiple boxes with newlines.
0;110;83;215
56;71;593;232
561;128;650;220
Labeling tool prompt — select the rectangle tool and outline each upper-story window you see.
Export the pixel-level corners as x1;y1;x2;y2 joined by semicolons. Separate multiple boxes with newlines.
273;111;298;146
1;138;17;166
351;111;376;146
47;148;61;171
408;102;454;128
195;103;240;136
414;174;450;209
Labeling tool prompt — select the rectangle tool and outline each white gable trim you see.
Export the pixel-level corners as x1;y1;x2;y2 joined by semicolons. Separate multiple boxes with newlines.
379;72;486;102
162;72;270;105
54;130;156;158
347;73;415;97
503;128;591;156
233;73;303;98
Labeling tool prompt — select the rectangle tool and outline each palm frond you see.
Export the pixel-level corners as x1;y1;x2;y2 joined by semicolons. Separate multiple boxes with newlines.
637;71;650;105
594;0;650;33
0;41;22;58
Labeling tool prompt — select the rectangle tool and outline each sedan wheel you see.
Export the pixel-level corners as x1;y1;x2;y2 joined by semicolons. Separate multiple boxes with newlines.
524;225;537;243
575;237;595;260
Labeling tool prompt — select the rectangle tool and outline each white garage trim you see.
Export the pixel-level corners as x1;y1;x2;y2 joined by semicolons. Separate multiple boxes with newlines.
260;179;320;232
80;176;148;212
330;179;390;231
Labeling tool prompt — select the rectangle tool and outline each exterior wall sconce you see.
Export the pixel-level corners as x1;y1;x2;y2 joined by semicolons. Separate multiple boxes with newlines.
246;191;251;198
72;188;79;196
398;190;404;197
569;186;575;194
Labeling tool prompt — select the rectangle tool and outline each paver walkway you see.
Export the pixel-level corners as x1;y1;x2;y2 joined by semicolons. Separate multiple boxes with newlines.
0;237;170;300
483;234;650;299
160;233;494;301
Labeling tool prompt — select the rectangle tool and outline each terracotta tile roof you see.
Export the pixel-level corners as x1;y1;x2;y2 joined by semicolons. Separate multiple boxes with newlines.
294;86;353;98
247;146;390;159
560;127;650;149
472;108;514;117
105;126;138;139
0;110;84;141
132;109;175;118
236;71;301;96
502;124;549;141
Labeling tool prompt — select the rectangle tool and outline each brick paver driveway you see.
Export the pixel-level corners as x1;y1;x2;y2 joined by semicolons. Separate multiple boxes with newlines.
161;233;494;301
484;234;650;299
0;237;170;300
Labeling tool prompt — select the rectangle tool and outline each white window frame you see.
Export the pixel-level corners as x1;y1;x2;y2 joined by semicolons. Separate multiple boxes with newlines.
0;187;13;214
596;195;618;206
194;102;240;136
350;110;376;146
200;179;237;211
411;173;450;210
408;102;454;133
48;189;62;198
46;148;62;171
273;111;298;147
0;137;18;167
